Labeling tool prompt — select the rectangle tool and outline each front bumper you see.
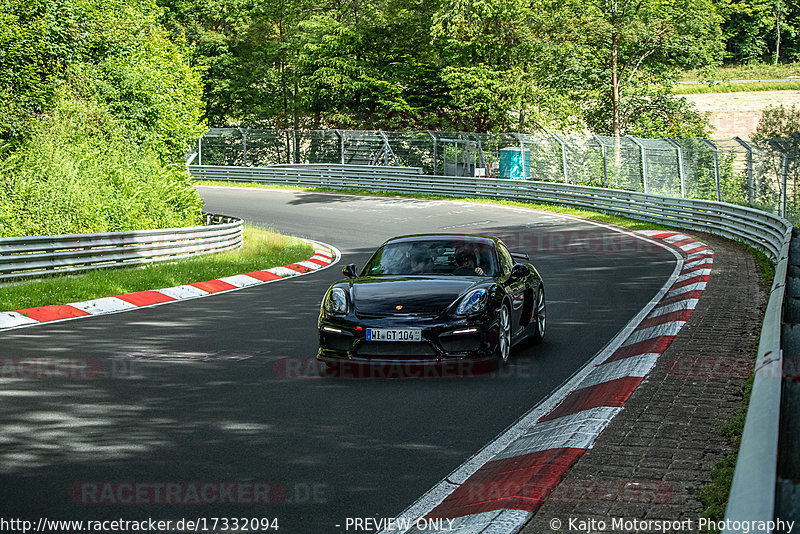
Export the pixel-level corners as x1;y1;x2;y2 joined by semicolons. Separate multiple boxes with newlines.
317;312;500;366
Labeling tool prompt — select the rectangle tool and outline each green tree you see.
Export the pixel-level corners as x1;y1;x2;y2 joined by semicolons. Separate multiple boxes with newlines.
430;0;581;132
538;0;723;137
716;0;799;63
0;0;205;155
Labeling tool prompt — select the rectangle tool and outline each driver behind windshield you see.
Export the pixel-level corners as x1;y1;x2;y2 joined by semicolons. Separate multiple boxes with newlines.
453;248;485;276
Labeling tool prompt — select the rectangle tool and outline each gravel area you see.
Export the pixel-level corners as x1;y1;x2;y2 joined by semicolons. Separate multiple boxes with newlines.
682;90;800;139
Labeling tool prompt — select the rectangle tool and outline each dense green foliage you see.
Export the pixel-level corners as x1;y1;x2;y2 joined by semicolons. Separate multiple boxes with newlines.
0;0;206;237
157;0;725;136
0;84;203;236
718;0;799;64
156;0;797;137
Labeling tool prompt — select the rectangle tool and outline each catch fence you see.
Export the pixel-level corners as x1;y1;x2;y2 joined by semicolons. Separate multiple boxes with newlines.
193;128;800;223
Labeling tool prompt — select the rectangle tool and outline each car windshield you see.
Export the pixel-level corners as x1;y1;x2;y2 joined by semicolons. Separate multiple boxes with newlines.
362;239;498;277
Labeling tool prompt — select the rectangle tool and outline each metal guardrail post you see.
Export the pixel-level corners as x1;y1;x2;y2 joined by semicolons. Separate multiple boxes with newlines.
666;139;687;198
427;131;438;176
512;134;529;180
592;134;609;188
238;127;247;167
735;137;756;208
334;129;345;165
701;138;722;202
552;133;569;184
770;140;790;219
378;130;400;166
629;136;648;194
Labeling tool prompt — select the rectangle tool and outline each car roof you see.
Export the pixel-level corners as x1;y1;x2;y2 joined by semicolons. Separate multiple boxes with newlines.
381;234;499;246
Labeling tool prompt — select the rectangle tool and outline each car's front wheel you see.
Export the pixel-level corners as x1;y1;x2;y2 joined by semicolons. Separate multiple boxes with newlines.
496;304;512;366
532;285;546;344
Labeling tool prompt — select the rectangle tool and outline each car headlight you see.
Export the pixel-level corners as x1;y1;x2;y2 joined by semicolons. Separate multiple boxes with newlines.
456;288;488;316
323;287;349;315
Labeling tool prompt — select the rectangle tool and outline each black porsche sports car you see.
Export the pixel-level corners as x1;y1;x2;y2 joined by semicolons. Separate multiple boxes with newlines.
317;234;545;369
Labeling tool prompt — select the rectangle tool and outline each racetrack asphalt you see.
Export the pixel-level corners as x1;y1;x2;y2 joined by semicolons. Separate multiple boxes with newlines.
0;187;676;532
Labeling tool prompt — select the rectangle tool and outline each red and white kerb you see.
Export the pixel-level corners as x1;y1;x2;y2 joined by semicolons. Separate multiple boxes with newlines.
0;242;338;331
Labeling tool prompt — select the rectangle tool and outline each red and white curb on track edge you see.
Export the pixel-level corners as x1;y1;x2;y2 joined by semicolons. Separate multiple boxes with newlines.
382;230;713;534
0;240;340;332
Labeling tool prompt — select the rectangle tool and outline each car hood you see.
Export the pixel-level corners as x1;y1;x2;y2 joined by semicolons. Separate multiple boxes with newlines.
350;277;482;316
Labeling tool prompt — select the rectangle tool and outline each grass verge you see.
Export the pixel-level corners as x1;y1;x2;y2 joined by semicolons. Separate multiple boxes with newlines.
698;375;755;532
680;63;800;82
674;81;800;94
0;226;314;311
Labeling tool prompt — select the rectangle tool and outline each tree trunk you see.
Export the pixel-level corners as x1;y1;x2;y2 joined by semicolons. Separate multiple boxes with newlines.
611;32;620;138
775;7;781;65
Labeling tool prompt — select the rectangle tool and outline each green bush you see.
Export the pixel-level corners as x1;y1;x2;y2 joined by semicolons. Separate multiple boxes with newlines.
0;0;207;237
0;84;203;237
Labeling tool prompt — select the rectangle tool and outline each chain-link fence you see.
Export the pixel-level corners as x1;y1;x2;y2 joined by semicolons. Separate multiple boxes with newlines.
194;128;800;223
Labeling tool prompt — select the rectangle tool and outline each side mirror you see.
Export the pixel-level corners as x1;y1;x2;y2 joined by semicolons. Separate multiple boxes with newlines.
510;264;528;280
342;264;358;279
511;252;530;263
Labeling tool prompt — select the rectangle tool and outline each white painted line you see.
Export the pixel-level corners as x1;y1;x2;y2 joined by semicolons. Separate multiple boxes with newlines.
218;274;263;288
686;249;714;261
405;509;531;534
156;285;210;300
620;320;686;347
294;260;323;271
70;297;138;315
492;407;623;460
663;233;692;244
666;281;708;298
580;354;660;390
676;268;711;283
0;312;39;329
649;298;700;317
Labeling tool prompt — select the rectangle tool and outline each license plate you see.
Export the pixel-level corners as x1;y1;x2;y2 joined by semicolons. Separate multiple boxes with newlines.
366;328;422;342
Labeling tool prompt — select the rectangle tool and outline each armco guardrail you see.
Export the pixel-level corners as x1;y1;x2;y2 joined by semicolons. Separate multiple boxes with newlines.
723;231;790;533
191;164;790;260
0;213;242;285
191;163;794;527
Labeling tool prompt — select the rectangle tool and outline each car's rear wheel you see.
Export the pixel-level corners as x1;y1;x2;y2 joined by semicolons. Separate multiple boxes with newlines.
532;285;546;344
497;304;511;365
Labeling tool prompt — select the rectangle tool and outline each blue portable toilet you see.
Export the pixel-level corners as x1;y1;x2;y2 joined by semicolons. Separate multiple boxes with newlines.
499;147;531;180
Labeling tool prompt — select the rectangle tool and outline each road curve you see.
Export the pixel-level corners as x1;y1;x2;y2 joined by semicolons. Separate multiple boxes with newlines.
0;187;675;533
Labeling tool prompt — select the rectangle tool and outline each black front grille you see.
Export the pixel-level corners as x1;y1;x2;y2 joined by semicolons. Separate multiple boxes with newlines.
355;341;437;359
439;333;482;353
